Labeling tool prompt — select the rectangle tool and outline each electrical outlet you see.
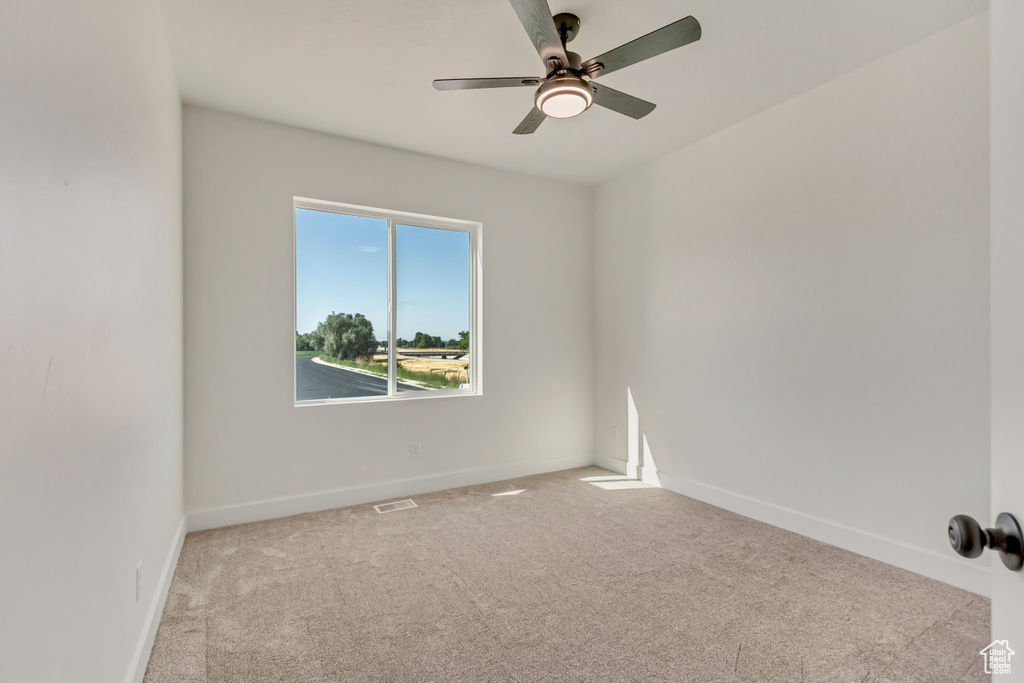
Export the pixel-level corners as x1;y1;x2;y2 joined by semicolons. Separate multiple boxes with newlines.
611;427;619;441
410;443;421;458
135;563;142;603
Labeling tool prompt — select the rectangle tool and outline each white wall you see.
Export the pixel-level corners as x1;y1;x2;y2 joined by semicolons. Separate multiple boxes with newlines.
593;16;990;593
183;106;593;521
0;1;184;682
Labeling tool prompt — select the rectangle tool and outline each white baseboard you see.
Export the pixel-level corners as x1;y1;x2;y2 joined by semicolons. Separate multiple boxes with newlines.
592;456;989;597
660;470;990;597
187;453;596;532
594;452;628;474
126;517;187;683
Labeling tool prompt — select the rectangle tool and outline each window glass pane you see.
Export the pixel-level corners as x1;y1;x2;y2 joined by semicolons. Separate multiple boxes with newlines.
295;208;388;401
395;224;471;393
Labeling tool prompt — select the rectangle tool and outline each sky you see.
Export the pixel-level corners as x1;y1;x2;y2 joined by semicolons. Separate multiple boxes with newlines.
295;208;470;342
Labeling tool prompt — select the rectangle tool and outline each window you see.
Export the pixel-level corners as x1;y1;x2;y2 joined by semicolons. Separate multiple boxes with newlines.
294;198;480;405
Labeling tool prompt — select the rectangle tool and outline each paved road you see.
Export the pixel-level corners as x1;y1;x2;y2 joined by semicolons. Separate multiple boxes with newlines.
296;356;423;401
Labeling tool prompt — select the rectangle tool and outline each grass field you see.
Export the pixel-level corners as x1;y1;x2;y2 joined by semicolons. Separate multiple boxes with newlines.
318;355;465;390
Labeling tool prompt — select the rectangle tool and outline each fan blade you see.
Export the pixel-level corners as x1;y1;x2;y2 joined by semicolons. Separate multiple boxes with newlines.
433;77;542;91
513;106;546;135
508;0;570;70
582;15;701;79
590;83;656;120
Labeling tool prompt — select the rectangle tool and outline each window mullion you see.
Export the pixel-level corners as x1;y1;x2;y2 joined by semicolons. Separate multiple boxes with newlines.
387;218;397;396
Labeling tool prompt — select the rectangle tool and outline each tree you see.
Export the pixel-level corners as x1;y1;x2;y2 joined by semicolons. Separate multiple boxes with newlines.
457;330;469;350
412;331;441;349
316;312;377;360
296;331;324;352
308;329;324;351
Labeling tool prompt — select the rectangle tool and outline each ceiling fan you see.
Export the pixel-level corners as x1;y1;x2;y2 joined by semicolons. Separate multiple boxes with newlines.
432;0;701;134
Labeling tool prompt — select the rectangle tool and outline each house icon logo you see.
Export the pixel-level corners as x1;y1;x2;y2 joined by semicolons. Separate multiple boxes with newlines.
980;640;1014;675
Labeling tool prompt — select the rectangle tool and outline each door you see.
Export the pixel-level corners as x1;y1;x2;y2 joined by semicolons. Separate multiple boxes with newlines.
990;2;1024;679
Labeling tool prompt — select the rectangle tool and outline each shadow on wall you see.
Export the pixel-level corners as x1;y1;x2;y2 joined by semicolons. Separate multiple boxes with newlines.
584;387;663;491
503;386;664;494
628;387;662;487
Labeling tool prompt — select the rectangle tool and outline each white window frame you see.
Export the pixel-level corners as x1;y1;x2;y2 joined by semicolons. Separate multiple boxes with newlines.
293;196;482;406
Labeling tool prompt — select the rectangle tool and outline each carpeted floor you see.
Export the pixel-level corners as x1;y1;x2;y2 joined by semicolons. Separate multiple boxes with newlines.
144;467;989;682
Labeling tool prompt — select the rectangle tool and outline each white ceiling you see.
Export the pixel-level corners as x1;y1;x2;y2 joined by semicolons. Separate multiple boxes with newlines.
158;0;987;185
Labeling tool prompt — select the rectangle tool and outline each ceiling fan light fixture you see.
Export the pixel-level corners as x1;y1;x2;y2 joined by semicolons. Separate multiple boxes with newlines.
535;77;593;119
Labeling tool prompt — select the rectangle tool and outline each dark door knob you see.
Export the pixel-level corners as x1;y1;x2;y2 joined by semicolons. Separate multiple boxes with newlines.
948;512;1024;571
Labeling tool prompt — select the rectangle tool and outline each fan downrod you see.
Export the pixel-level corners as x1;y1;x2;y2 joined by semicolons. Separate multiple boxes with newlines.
553;13;580;44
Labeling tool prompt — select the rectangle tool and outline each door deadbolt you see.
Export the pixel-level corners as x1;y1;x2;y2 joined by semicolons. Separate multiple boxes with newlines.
948;512;1024;571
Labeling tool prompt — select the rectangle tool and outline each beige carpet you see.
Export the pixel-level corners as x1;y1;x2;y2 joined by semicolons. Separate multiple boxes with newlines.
145;467;989;682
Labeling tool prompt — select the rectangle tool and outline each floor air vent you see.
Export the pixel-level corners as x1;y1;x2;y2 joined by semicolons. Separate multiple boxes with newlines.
374;499;417;514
